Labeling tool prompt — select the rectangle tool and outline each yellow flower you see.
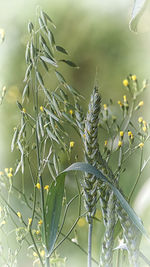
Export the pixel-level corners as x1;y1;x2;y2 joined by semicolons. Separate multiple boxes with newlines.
103;104;107;110
142;126;147;132
38;219;43;225
131;75;137;81
104;140;108;146
128;131;132;137
44;185;49;191
138;142;144;149
17;212;22;218
123;95;127;102
28;218;32;226
7;172;13;178
0;171;4;176
33;251;38;257
118;141;123;148
130;133;134;140
143;120;147;126
40;250;45;257
138;117;143;123
22;108;26;113
120;131;124;137
118;101;123;107
70;141;75;148
40;106;44;112
36;230;40;235
123;79;129;87
69;109;73;115
36;183;41;190
77;217;86;227
138;101;144;107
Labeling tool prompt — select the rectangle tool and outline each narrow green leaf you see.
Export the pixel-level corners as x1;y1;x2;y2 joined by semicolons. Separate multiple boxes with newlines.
28;22;34;34
129;0;148;32
25;41;30;64
30;41;35;63
11;128;18;152
24;63;32;82
40;56;58;67
61;162;150;240
59;59;78;68
38;17;47;33
36;71;44;87
41;11;56;28
46;127;59;144
40;58;49;72
22;83;29;102
62;112;76;126
55;71;66;84
56;45;68;55
45;174;65;255
16;101;23;111
48;30;55;46
40;10;47;26
41;87;52;103
44;108;59;121
38;115;44;137
66;84;81;97
14;161;22;175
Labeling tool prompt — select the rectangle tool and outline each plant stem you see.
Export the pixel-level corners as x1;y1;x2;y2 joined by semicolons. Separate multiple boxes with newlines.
128;148;143;203
88;223;93;267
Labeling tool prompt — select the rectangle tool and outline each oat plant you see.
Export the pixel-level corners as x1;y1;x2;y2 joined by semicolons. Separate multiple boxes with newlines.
0;8;150;267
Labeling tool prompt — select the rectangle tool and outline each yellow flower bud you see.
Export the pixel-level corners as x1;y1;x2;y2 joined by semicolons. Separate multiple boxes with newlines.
118;141;123;148
120;131;124;137
7;173;13;178
40;106;44;112
22;108;26;113
69;109;73;115
123;79;129;87
138;117;143;123
131;75;137;81
104;140;108;146
123;95;127;102
38;219;43;225
142;126;147;132
128;131;132;137
36;183;41;189
36;230;40;235
103;104;107;110
70;141;75;148
138;101;144;107
118;101;123;107
17;212;22;218
28;218;32;226
138;143;144;149
40;250;45;257
44;185;49;191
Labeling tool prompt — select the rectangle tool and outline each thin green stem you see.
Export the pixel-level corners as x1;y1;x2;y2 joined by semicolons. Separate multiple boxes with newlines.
128;148;143;203
88;223;93;267
33;30;48;267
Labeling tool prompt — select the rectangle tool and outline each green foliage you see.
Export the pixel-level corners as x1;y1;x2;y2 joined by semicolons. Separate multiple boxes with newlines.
1;6;150;267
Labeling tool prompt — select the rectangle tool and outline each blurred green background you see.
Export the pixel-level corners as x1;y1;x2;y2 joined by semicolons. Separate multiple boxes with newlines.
1;0;150;266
